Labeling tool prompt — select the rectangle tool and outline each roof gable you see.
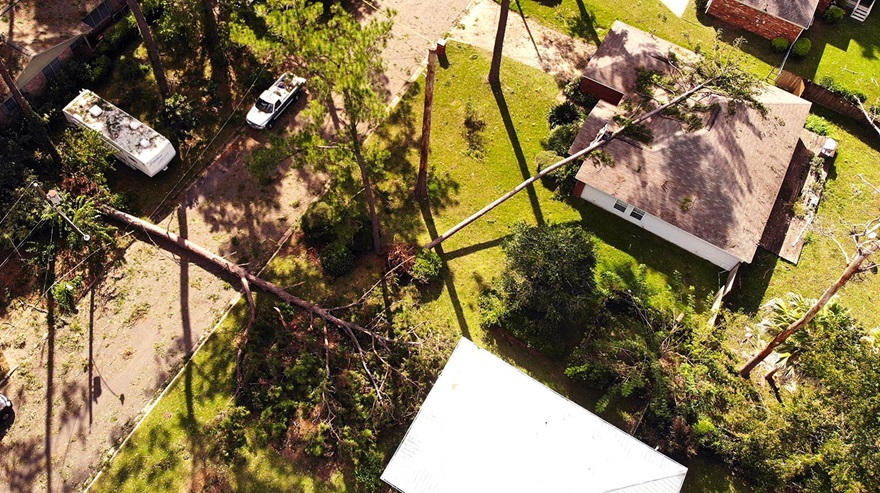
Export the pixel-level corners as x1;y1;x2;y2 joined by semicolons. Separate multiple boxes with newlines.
381;339;688;493
570;22;812;263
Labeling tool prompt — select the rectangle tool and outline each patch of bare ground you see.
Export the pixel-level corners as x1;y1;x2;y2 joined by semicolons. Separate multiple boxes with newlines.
0;127;327;491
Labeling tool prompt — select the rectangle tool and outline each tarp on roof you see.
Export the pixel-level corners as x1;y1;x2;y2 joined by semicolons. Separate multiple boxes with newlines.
381;338;688;493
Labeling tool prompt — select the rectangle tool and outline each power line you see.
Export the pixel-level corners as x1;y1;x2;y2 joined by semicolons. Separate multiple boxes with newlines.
0;218;46;273
148;63;268;220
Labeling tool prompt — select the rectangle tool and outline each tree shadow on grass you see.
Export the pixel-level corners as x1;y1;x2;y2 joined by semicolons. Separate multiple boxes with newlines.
419;200;470;339
492;85;545;227
571;0;602;46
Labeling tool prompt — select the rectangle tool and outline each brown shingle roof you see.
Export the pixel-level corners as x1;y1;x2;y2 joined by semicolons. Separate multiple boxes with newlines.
581;22;694;97
735;0;820;28
570;22;812;263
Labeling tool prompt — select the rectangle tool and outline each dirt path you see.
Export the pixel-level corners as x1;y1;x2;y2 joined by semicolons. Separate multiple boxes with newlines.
0;2;593;491
450;0;594;81
0;128;325;492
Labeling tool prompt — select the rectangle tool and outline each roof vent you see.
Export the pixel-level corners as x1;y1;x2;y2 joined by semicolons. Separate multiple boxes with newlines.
139;138;150;148
88;105;103;117
129;120;141;130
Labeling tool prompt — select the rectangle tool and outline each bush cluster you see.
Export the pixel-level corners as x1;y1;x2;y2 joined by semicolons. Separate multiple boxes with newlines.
320;241;354;277
411;250;442;284
542;123;580;156
302;200;373;277
817;76;868;104
792;38;812;58
563;77;599;109
548;101;583;129
823;5;845;23
771;37;790;53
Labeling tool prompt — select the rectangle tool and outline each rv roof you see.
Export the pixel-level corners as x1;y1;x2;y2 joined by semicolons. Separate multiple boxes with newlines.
62;90;171;164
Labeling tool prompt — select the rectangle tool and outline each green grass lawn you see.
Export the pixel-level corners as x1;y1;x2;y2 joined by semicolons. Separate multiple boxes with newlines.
785;13;880;102
94;42;745;491
515;0;880;102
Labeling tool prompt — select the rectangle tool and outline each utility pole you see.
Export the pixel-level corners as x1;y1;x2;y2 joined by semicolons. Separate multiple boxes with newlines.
32;183;90;241
415;46;438;200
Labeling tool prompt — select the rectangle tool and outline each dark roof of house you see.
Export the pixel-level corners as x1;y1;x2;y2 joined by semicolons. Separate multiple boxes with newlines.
581;22;694;97
570;22;812;263
735;0;821;28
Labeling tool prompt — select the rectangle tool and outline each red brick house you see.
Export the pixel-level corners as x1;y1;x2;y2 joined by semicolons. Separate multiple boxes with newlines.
705;0;834;42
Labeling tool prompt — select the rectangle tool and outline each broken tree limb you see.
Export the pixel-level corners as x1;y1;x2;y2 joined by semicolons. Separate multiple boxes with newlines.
740;232;880;377
856;99;880;139
99;205;393;345
424;79;712;250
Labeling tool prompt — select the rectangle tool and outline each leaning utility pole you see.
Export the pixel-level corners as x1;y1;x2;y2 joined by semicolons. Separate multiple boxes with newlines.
414;46;438;200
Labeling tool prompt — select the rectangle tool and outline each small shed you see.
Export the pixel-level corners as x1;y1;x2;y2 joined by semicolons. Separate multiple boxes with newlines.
381;338;688;493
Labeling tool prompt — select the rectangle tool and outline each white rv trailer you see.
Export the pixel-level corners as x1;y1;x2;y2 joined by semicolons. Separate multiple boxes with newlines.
62;90;176;177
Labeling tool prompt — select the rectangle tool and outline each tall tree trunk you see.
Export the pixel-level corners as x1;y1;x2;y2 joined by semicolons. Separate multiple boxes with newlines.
200;0;229;86
126;0;170;99
0;55;62;166
739;239;880;377
349;124;382;254
414;47;437;200
488;0;510;86
99;205;391;342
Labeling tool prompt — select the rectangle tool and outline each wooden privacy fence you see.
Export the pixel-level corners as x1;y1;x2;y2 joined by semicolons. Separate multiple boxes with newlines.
776;70;868;124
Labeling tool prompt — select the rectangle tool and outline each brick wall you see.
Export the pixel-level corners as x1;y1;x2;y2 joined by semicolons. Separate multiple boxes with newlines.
708;0;804;42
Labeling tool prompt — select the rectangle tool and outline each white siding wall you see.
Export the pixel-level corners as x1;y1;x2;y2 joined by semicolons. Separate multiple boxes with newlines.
578;183;742;271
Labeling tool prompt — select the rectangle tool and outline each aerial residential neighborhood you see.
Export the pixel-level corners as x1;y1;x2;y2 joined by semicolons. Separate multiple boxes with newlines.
0;0;878;492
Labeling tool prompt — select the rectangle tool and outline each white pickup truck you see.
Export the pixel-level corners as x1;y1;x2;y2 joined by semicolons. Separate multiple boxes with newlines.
246;73;306;130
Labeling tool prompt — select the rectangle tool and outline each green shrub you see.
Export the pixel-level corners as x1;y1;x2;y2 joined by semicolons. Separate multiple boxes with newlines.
792;38;812;58
542;122;580;156
88;55;112;83
207;406;251;464
823;5;845;23
805;114;832;136
563;77;598;109
411;250;442;284
771;37;790;53
162;94;200;140
548;101;582;128
117;54;146;80
51;275;83;313
320;241;354;277
95;14;138;56
534;150;562;172
302;202;340;244
817;76;868;104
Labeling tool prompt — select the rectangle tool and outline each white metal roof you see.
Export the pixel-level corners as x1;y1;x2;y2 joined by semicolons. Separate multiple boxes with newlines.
381;338;688;493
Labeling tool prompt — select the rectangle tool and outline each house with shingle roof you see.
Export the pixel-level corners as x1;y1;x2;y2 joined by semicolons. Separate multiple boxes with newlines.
705;0;832;42
569;21;816;271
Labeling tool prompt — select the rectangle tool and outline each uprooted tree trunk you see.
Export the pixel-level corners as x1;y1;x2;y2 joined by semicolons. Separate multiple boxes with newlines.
856;99;880;139
424;78;713;250
739;229;880;377
100;205;394;390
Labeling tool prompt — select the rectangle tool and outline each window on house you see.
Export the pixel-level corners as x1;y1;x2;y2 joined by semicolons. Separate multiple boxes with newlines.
1;98;18;116
43;58;63;78
630;208;646;220
613;199;629;213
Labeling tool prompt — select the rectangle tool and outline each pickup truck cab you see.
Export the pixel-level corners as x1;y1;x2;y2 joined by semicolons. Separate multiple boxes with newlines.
0;393;11;422
246;73;306;130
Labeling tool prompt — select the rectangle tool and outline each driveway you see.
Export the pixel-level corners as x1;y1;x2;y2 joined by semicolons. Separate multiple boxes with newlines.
0;0;593;490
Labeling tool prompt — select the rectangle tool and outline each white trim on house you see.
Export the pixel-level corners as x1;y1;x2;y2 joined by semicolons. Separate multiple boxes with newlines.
578;183;742;271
